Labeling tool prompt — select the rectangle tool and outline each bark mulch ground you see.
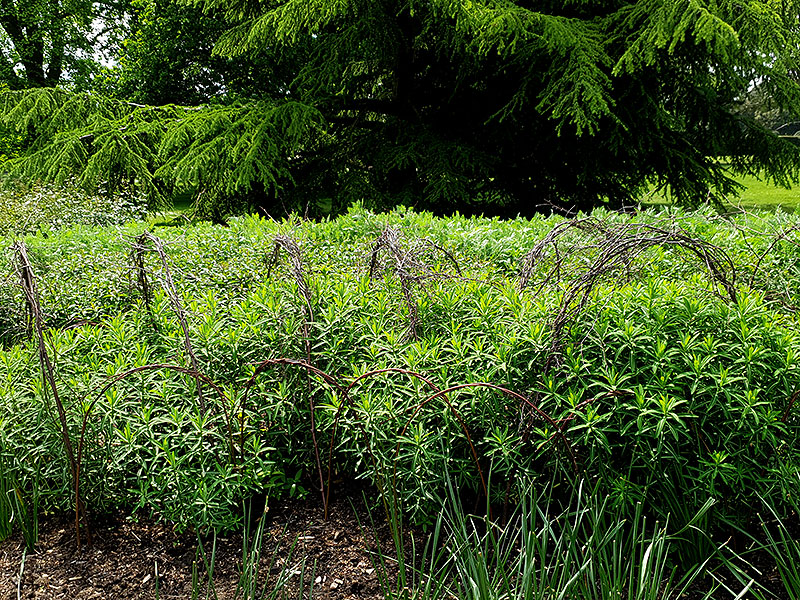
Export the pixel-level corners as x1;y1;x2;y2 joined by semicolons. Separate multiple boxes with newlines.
0;487;408;600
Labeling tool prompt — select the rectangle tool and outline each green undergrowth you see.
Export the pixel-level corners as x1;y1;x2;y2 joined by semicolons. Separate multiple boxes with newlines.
0;205;798;578
0;182;148;238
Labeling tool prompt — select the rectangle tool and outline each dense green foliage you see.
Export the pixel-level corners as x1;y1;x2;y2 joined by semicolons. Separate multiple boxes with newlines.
0;88;323;214
0;0;130;89
3;0;800;216
0;182;147;237
102;0;291;106
0;207;798;548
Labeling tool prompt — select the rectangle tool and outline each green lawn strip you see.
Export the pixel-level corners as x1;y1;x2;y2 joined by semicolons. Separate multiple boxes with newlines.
640;168;800;212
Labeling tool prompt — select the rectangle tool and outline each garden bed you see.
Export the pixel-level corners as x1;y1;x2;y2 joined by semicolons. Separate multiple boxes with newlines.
0;485;403;600
2;206;800;598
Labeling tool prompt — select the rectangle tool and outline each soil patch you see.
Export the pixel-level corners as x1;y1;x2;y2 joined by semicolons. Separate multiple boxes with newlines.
0;487;408;600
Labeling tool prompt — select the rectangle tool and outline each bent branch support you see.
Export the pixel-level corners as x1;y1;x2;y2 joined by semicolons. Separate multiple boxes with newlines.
12;242;89;548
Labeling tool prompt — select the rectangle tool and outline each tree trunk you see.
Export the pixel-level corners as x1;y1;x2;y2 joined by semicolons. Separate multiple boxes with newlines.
0;2;62;87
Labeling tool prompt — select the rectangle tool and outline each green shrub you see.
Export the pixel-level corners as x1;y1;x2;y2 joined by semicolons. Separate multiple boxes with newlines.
545;283;800;527
0;183;147;237
0;205;799;538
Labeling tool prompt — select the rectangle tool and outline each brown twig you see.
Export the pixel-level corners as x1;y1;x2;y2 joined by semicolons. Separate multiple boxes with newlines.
399;382;575;477
265;237;328;513
519;218;738;363
369;228;419;339
329;368;442;520
130;232;206;414
782;388;800;424
748;225;800;289
267;236;314;327
12;241;89;548
240;358;343;518
130;235;154;317
368;227;463;340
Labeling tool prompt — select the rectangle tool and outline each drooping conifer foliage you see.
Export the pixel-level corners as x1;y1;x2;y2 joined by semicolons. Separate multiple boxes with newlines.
2;0;800;216
0;88;323;214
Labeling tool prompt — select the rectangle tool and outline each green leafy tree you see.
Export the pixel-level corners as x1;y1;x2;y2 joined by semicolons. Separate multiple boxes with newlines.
0;0;131;89
2;0;800;216
100;0;293;106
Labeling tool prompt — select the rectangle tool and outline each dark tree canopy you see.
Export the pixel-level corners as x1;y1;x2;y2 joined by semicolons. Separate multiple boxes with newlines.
102;0;294;106
2;0;800;217
0;0;130;89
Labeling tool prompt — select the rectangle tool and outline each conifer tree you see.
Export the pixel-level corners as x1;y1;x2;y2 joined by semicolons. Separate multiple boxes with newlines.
2;0;800;216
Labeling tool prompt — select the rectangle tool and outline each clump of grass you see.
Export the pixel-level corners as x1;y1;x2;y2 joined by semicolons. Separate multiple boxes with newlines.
191;505;315;600
366;475;730;600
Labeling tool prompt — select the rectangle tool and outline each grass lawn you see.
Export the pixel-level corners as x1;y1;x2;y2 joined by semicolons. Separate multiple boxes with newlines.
726;172;800;211
152;165;800;220
160;184;800;222
640;168;800;212
148;191;197;224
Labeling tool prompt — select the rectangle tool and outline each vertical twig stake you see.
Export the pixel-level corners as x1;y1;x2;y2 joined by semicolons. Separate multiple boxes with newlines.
266;236;327;512
131;232;206;413
368;227;462;340
12;241;90;548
